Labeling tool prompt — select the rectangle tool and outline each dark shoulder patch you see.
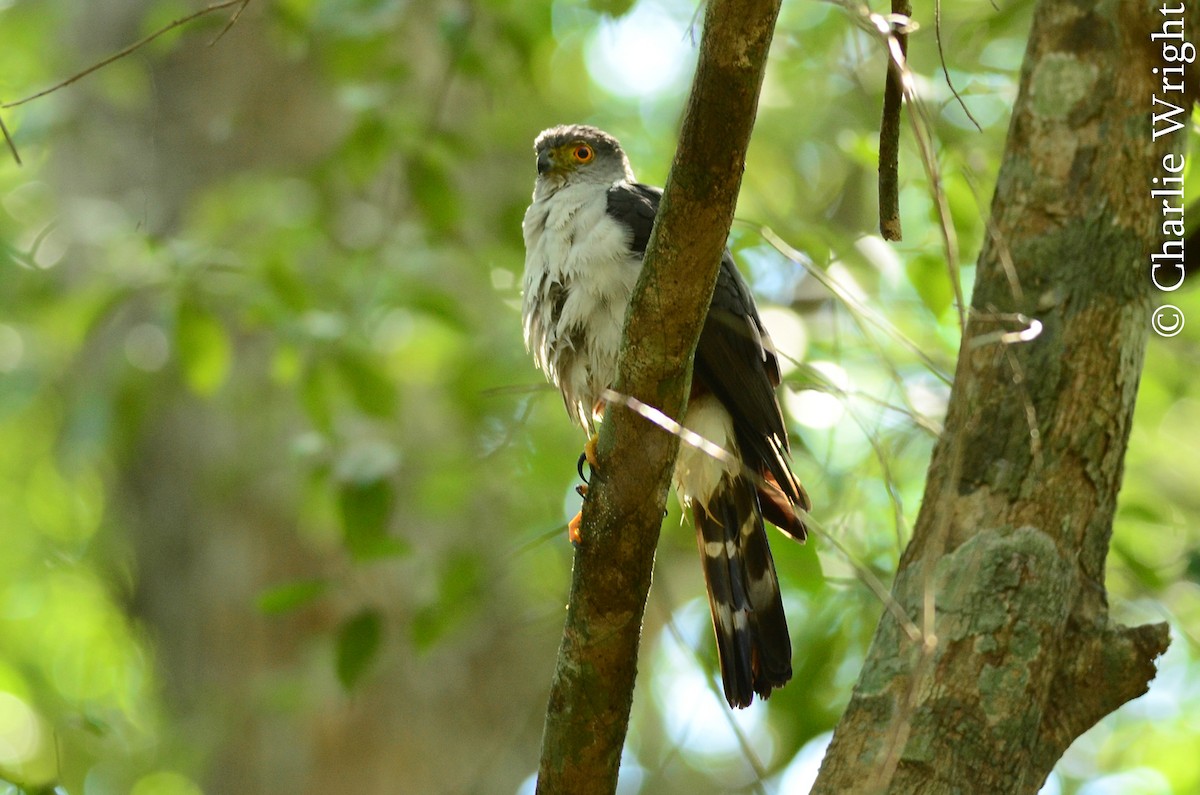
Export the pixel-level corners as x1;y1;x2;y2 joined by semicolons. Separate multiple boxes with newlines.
606;182;662;256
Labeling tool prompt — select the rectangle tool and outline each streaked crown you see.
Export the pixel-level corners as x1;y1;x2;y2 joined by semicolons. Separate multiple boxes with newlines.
531;124;634;186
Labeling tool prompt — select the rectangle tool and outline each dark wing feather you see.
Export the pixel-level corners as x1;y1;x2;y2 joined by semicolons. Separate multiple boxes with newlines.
607;181;809;538
606;182;661;254
608;179;806;707
696;259;809;538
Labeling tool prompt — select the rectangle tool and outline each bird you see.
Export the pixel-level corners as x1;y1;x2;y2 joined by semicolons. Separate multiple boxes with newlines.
521;124;810;709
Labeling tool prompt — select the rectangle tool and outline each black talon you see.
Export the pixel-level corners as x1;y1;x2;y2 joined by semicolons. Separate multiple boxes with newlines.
576;451;591;484
575;484;588;500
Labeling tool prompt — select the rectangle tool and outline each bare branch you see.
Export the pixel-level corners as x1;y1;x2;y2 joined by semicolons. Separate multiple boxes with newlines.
935;0;982;132
2;0;250;110
207;0;252;47
878;1;911;241
534;1;783;791
0;113;21;165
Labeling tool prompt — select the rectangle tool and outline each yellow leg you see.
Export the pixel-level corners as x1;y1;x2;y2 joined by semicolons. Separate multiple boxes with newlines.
577;433;600;483
568;510;583;546
567;484;588;546
569;432;600;546
584;432;599;468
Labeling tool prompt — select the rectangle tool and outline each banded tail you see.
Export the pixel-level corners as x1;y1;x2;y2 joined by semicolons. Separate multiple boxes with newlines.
694;474;793;708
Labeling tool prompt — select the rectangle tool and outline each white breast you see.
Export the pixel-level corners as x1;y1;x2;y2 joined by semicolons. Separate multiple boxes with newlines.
522;183;642;431
673;394;740;507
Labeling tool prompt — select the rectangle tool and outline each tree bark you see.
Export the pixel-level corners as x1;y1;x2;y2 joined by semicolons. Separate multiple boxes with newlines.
534;1;782;792
812;1;1189;792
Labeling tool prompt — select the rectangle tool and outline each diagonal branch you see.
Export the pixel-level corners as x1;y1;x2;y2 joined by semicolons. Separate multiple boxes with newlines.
878;0;911;241
0;113;21;166
533;1;783;793
2;0;250;110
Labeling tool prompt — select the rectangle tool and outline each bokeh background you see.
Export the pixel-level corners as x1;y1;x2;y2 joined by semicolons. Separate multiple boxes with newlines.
1;1;1197;793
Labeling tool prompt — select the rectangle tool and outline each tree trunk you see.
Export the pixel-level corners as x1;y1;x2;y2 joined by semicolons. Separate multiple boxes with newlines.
534;1;783;792
812;1;1190;791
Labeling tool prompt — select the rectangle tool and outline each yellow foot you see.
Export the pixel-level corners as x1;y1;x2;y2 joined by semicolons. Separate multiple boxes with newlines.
577;433;600;483
567;483;588;546
568;511;583;546
586;433;599;467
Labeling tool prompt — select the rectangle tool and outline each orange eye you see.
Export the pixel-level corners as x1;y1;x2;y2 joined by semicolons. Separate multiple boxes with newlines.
572;144;594;163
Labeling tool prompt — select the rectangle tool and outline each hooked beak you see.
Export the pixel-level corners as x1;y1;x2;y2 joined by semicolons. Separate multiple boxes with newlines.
537;149;553;176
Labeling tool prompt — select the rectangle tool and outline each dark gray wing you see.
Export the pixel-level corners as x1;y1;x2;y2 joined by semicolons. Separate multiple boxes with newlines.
697;255;809;525
606;181;660;255
605;182;808;524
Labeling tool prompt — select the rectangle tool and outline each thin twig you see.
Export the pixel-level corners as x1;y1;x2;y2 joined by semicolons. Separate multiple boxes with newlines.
875;14;967;335
963;168;1025;304
867;626;938;791
0;112;21;165
207;0;252;47
2;0;248;109
813;519;923;643
935;0;982;132
878;2;911;241
426;7;477;133
761;227;953;384
602;388;923;645
656;598;770;788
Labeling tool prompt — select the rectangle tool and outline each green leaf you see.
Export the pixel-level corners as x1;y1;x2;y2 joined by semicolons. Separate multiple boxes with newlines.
140;0;193;52
408;150;459;235
264;258;310;311
257;579;328;614
905;253;954;320
1185;547;1200;585
587;0;636;16
763;508;825;595
175;301;232;395
335;608;383;690
334;350;397;417
300;359;334;432
338;479;409;560
1111;541;1166;591
410;552;484;651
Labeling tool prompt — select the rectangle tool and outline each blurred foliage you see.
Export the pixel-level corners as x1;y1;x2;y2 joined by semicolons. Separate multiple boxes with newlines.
0;0;1196;793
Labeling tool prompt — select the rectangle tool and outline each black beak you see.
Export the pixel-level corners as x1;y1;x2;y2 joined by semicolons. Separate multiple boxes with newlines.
537;149;552;175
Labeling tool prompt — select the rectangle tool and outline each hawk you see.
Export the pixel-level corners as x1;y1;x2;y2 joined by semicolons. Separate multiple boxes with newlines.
521;124;810;708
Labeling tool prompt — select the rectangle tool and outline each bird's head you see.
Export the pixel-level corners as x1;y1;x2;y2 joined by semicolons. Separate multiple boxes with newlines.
531;124;635;196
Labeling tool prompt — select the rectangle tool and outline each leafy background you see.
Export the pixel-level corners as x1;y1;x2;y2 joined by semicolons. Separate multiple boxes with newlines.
0;0;1197;793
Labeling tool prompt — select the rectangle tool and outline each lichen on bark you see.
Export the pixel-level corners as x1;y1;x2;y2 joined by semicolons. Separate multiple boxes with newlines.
811;1;1186;791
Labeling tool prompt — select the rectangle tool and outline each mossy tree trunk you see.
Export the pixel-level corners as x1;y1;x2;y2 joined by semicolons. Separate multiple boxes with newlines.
534;1;784;793
812;1;1192;791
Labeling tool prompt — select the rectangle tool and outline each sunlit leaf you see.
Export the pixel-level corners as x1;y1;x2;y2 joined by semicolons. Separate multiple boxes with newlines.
257;579;329;614
1111;541;1167;591
130;770;204;795
905;253;954;320
264;258;310;311
300;359;334;432
175;301;232;395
